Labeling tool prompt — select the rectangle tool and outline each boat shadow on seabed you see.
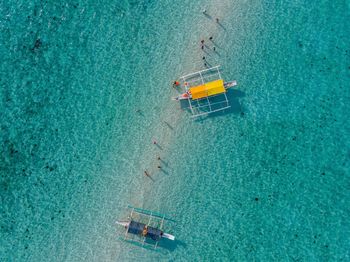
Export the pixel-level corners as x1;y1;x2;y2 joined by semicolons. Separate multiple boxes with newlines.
179;89;245;120
157;238;187;252
122;237;187;252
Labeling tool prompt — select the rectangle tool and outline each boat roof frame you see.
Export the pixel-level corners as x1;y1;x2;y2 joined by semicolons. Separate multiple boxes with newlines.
121;206;173;249
179;65;230;118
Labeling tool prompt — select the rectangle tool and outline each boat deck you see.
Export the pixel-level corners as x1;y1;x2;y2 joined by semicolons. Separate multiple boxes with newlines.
179;65;231;117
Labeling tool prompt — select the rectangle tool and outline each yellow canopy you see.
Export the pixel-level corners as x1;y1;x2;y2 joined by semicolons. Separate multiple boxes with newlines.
189;79;225;100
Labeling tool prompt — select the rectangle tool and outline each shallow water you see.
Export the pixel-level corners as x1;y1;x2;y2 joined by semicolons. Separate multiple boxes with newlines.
1;0;350;261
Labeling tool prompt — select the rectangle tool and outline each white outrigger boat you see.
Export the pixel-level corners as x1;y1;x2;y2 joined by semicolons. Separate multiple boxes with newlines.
116;206;175;249
173;80;237;101
172;65;237;117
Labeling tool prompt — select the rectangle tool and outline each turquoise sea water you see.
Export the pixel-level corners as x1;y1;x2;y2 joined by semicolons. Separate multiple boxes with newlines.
1;0;350;261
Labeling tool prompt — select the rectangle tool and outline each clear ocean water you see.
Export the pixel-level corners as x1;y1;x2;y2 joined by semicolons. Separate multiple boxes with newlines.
1;0;350;261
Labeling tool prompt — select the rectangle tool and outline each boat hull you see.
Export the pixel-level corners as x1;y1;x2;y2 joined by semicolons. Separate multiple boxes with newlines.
172;93;190;101
224;80;237;88
162;233;175;240
116;221;129;227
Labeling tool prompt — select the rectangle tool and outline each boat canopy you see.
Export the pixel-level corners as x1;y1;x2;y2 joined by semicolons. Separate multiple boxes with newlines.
189;79;225;100
128;221;145;235
146;227;162;241
128;221;162;241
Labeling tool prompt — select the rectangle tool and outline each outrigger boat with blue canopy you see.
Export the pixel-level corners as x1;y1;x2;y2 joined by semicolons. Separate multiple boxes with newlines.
172;65;237;117
116;206;175;249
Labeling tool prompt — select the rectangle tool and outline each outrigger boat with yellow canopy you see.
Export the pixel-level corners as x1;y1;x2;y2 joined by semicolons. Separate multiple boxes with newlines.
116;206;175;249
172;65;237;117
